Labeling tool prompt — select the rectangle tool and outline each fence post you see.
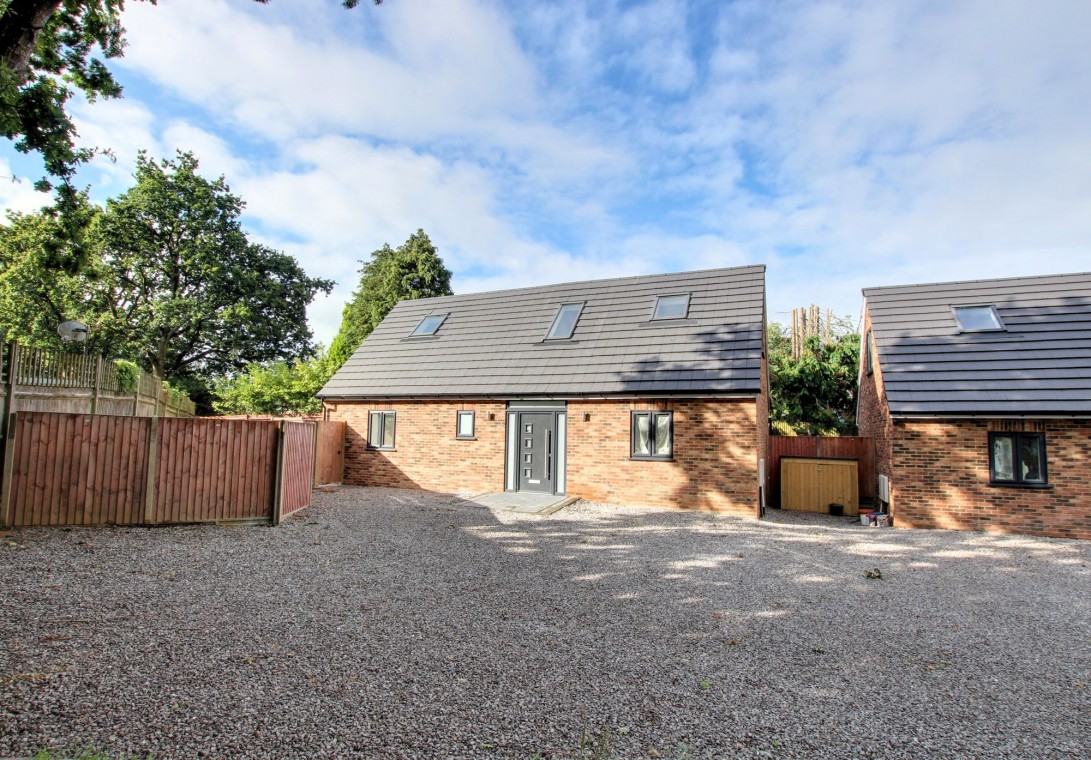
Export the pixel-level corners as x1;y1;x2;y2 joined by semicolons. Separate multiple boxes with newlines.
312;421;321;487
271;421;286;526
2;341;18;442
143;416;160;524
90;356;103;415
1;412;17;528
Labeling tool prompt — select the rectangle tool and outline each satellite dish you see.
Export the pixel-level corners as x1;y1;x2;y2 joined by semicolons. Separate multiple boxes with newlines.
57;320;89;343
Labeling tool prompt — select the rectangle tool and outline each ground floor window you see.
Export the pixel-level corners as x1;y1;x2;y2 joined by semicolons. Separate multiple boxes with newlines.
456;410;475;439
631;410;673;459
368;411;396;450
989;432;1047;485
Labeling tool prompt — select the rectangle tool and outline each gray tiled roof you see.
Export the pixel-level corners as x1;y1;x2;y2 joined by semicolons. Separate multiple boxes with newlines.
320;265;765;399
864;271;1091;416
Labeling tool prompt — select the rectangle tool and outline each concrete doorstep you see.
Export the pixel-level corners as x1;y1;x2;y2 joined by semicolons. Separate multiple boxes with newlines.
464;491;577;515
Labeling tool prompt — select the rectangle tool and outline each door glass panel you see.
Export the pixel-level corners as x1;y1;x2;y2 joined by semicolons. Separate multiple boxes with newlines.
524;438;532;448
524;453;532;463
1020;437;1043;481
525;424;533;433
634;414;651;456
654;414;672;456
992;435;1014;480
523;468;531;478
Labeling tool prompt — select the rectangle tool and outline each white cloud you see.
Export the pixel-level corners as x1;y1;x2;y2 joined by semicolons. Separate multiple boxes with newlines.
0;158;52;214
5;0;1091;350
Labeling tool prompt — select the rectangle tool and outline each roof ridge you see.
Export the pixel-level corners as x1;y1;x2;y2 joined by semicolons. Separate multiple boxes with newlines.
863;270;1091;295
400;264;766;305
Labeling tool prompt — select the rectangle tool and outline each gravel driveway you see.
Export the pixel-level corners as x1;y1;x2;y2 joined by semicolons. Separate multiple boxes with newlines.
1;487;1088;759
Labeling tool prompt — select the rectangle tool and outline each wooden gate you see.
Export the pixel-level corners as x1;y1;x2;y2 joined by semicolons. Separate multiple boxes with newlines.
768;436;875;507
314;420;344;486
780;457;860;515
277;421;314;520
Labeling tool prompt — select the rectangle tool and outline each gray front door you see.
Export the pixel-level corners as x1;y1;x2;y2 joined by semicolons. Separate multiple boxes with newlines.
517;412;555;493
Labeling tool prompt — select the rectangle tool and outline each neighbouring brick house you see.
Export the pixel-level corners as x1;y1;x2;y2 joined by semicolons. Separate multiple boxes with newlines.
857;272;1091;540
319;266;769;515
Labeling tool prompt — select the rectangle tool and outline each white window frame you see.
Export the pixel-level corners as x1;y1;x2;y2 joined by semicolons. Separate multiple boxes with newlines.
456;410;475;440
652;294;690;320
368;410;396;450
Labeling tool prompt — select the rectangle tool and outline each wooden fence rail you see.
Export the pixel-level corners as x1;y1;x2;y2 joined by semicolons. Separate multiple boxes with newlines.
768;435;876;508
0;412;314;528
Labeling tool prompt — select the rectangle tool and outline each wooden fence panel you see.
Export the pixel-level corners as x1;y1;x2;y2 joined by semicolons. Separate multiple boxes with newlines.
279;421;315;519
2;412;150;527
153;418;278;523
314;420;344;486
0;413;322;528
769;435;876;508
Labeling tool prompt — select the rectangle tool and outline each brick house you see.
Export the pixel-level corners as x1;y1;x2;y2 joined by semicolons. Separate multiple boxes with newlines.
319;266;769;515
857;272;1091;540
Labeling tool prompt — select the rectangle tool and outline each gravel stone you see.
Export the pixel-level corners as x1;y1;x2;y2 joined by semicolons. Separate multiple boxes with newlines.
1;487;1088;759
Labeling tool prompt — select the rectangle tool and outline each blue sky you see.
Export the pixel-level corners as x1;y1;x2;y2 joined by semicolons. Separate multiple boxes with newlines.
3;0;1090;345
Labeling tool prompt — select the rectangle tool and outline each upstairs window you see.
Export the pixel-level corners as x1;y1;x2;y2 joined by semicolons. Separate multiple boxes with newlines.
546;303;584;340
632;411;673;460
368;411;396;450
989;432;1047;486
411;314;447;336
953;306;1004;332
652;294;690;320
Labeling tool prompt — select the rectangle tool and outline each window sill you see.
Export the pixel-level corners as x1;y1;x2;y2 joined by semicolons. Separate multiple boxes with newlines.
630;456;675;462
455;437;477;441
367;447;396;452
987;482;1052;490
640;319;689;328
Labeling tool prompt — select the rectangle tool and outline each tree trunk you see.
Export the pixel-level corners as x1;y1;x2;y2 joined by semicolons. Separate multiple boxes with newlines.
0;0;63;79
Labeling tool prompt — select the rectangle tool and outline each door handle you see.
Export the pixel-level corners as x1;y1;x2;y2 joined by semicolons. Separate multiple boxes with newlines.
546;430;552;479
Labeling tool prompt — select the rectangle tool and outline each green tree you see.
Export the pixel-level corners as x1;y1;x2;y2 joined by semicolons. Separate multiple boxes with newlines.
328;228;453;367
1;1;129;199
212;350;332;416
2;148;333;414
768;320;860;435
84;150;332;382
0;200;95;344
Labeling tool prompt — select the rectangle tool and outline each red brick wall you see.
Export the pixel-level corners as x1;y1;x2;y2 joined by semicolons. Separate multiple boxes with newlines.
565;399;760;516
891;419;1091;541
856;305;894;491
327;397;761;515
326;400;507;494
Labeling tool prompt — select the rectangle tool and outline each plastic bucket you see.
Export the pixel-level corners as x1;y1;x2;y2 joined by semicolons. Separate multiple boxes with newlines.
860;512;875;526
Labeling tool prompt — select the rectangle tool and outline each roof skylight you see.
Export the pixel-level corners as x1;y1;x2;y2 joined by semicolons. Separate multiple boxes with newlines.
652;294;690;320
546;303;583;339
953;306;1004;332
411;314;447;336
